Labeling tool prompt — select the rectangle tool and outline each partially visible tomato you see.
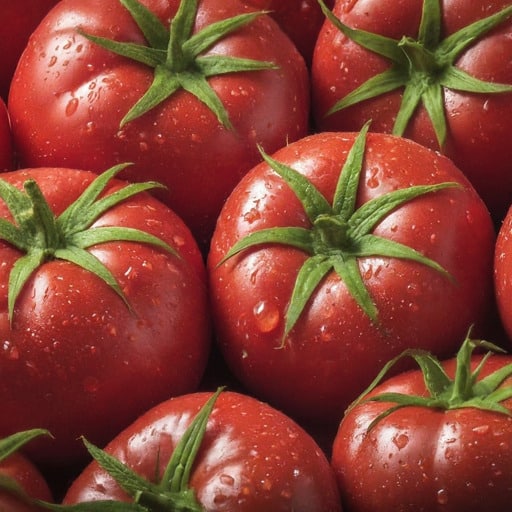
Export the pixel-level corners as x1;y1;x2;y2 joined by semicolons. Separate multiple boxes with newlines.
9;0;310;251
494;205;512;343
243;0;334;65
332;336;512;511
0;166;211;466
0;430;53;512
312;0;512;223
0;98;13;171
0;0;60;100
62;389;342;511
208;127;496;426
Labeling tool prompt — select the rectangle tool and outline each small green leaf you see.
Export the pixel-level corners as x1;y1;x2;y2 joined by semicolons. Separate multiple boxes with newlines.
0;429;51;462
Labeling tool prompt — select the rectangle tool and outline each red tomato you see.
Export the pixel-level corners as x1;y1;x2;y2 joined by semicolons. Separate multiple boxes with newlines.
0;0;60;100
207;129;496;426
243;0;334;65
332;338;512;511
0;430;53;512
0;98;13;171
0;166;211;466
62;390;342;511
494;206;512;342
312;0;512;223
9;0;310;251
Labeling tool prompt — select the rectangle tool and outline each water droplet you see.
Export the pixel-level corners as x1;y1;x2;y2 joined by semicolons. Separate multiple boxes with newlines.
472;424;490;435
367;168;380;188
437;488;449;505
243;207;261;224
65;97;79;116
393;433;409;449
219;474;235;486
253;300;280;333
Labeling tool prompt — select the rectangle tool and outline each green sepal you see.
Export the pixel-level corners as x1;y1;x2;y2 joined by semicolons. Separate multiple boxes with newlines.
219;122;455;345
80;0;277;128
0;164;178;324
348;329;512;431
36;388;226;512
317;0;512;148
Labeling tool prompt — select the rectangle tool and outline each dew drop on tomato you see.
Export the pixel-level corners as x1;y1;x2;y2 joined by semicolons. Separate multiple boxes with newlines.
253;300;280;333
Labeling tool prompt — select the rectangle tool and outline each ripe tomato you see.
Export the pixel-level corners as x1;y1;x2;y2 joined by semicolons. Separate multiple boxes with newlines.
332;336;512;511
494;206;512;342
243;0;334;65
312;0;512;223
0;0;60;100
0;166;211;466
0;98;13;171
62;389;342;511
207;128;496;426
0;430;53;512
9;0;310;251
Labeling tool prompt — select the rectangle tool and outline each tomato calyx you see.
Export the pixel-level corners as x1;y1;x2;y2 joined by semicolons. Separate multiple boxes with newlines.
317;0;512;148
36;388;223;512
350;330;512;431
0;429;51;503
79;0;277;128
0;163;178;324
219;123;457;345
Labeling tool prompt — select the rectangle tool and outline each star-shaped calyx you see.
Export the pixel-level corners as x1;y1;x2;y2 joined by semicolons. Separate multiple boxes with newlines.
219;123;458;346
318;0;512;148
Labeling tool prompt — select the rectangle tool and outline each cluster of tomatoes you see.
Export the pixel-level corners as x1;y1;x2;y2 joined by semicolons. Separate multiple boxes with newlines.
1;0;512;510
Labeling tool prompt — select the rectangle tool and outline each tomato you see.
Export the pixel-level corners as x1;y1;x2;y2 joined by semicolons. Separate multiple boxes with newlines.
0;0;60;100
243;0;334;65
61;389;342;511
311;0;512;223
0;98;13;171
332;335;512;511
207;127;496;427
8;0;310;251
0;166;211;466
0;430;53;512
493;206;512;343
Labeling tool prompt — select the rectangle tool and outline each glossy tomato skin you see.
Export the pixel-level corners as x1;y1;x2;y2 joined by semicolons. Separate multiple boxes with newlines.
207;131;496;425
332;355;512;511
494;206;512;342
0;98;13;171
311;0;512;223
0;168;211;466
8;0;310;250
63;390;342;511
0;0;60;100
0;452;54;511
243;0;334;65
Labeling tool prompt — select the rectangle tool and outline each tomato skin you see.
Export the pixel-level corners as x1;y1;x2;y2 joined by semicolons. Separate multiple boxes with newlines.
63;390;342;511
243;0;334;65
0;98;13;171
0;167;211;466
8;0;310;250
0;0;60;100
311;0;512;223
0;452;53;511
207;131;496;425
494;207;512;342
332;355;512;512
